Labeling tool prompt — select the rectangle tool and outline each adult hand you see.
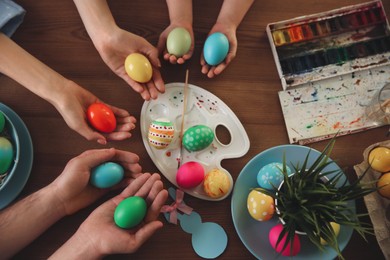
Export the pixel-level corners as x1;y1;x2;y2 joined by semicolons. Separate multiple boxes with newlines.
53;80;137;145
200;22;237;78
157;24;195;65
96;27;165;100
50;173;168;259
50;148;142;216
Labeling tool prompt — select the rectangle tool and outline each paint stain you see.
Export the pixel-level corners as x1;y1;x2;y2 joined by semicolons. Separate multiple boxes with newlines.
333;122;342;129
349;117;361;125
166;151;171;157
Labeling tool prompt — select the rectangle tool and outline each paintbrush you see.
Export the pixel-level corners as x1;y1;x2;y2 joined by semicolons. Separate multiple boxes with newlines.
177;69;189;168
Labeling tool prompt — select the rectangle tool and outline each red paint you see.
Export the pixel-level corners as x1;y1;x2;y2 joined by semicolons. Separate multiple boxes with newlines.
333;122;342;129
166;151;171;157
301;25;313;39
289;26;304;42
349;117;361;125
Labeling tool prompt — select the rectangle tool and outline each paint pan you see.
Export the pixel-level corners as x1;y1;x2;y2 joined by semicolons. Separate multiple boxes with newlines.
266;0;390;89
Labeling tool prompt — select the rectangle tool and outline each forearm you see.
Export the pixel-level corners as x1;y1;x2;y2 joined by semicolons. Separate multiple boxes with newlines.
0;33;71;107
216;0;254;30
49;229;102;260
0;185;65;258
166;0;193;26
73;0;117;50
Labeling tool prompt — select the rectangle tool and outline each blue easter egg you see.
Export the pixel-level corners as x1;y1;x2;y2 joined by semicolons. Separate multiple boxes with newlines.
203;32;229;66
90;162;124;188
257;162;292;190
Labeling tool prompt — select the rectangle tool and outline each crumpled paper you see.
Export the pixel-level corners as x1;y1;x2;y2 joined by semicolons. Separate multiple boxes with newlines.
354;140;390;260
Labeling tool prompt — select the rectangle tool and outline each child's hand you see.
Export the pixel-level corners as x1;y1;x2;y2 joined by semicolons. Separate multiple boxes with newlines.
157;24;195;64
200;23;238;78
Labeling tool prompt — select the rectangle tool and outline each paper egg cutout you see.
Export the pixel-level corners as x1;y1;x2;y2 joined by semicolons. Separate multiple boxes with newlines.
203;32;229;66
148;118;175;149
176;161;205;189
90;162;124;188
247;190;275;221
114;196;147;229
269;223;301;256
320;222;340;245
0;112;5;132
203;168;231;198
0;137;13;174
257;163;292;190
182;125;214;152
124;53;152;83
167;27;191;57
87;103;117;133
368;146;390;172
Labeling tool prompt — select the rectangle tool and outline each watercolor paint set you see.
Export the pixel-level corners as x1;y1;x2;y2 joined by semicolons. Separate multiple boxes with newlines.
266;0;390;144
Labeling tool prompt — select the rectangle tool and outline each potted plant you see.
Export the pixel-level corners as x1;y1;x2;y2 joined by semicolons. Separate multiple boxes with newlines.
256;137;377;259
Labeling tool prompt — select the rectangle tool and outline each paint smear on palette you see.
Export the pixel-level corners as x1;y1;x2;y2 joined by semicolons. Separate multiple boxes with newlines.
194;94;219;114
279;64;390;144
169;90;184;107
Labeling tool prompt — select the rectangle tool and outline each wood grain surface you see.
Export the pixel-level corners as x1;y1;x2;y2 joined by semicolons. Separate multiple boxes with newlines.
1;0;388;259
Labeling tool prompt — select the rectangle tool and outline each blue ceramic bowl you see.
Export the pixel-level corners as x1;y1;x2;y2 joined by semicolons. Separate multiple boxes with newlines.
0;112;20;191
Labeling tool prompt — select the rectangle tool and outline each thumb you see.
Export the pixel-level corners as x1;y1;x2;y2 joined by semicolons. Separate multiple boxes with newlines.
78;148;117;170
78;124;108;145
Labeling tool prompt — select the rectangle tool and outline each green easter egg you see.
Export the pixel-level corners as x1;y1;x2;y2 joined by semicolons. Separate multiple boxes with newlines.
114;196;147;229
0;137;13;174
0;112;5;133
182;125;214;152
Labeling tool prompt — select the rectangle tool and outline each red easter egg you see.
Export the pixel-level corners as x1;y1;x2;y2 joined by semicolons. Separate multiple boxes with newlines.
269;223;301;256
87;103;117;133
176;161;205;189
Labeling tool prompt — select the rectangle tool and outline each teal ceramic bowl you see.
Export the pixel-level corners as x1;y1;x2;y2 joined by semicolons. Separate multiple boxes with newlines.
231;145;354;260
0;112;20;191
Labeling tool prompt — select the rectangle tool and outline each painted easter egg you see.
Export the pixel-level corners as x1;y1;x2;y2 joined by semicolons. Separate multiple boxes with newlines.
167;27;191;57
0;137;13;174
203;168;231;198
377;172;390;199
257;163;292;190
203;32;229;66
90;162;124;189
320;222;340;245
114;196;147;229
0;112;5;132
269;223;301;256
176;161;204;189
182;125;214;152
87;103;117;133
124;53;152;83
368;146;390;173
148;118;174;149
247;190;275;221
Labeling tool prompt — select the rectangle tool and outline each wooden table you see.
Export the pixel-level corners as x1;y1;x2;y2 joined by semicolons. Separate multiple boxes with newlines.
1;0;388;259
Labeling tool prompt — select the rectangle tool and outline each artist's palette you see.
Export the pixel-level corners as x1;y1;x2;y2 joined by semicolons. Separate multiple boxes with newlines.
266;0;390;144
140;83;250;201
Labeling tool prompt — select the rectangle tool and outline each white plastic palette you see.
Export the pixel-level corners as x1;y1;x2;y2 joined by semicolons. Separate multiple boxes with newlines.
140;83;250;201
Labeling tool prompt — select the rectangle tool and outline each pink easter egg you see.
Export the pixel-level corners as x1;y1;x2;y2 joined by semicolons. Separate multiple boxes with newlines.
176;161;205;189
269;224;301;256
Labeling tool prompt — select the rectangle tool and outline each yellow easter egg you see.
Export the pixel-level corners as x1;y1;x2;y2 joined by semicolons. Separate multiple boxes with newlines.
247;190;275;221
377;172;390;199
320;222;340;245
368;146;390;173
124;53;152;83
203;168;231;198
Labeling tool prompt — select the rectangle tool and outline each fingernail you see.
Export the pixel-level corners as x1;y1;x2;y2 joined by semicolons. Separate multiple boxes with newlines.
98;139;107;145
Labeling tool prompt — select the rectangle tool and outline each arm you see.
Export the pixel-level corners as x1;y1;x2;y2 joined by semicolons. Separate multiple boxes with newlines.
50;173;168;259
0;33;137;144
201;0;254;78
0;148;142;258
157;0;194;64
73;0;165;100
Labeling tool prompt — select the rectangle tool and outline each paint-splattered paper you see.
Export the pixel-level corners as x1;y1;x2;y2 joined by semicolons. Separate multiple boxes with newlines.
279;64;390;144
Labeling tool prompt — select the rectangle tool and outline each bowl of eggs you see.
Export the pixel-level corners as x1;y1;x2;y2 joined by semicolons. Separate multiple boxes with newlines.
0;111;20;191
